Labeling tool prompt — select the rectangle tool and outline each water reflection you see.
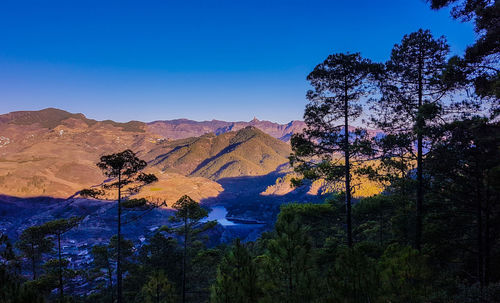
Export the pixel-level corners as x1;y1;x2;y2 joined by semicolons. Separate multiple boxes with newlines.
203;206;236;226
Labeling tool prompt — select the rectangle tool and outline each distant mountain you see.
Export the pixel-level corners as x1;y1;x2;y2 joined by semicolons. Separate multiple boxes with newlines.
147;117;306;142
146;126;291;180
1;108;146;132
0;108;383;200
0;108;219;198
0;108;292;198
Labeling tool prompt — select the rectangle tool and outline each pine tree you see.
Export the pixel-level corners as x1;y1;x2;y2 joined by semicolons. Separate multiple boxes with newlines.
136;232;182;288
166;195;216;303
425;118;500;286
90;244;114;302
16;226;53;280
326;245;380;303
140;270;176;303
371;29;456;250
89;235;134;302
265;212;315;303
290;52;376;247
429;0;499;105
211;239;260;303
80;149;158;303
0;266;45;303
42;216;82;302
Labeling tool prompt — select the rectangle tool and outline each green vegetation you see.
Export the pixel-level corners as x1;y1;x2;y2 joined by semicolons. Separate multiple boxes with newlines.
166;195;217;303
4;176;500;302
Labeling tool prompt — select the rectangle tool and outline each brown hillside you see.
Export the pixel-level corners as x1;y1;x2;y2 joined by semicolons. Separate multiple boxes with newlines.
146;126;291;180
0;109;221;199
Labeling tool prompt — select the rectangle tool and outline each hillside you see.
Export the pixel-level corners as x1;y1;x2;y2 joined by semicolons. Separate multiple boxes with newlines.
0;108;222;199
0;108;292;198
0;108;382;200
146;126;292;180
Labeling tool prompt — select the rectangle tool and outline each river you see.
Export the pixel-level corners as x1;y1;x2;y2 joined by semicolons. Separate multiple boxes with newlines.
203;205;237;226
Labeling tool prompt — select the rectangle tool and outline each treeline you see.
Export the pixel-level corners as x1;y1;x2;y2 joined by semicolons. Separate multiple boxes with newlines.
2;185;499;302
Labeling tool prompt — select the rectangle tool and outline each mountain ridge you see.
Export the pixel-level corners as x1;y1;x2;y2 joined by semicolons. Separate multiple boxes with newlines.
1;108;305;141
145;126;291;180
146;116;305;141
0;108;293;198
0;108;382;200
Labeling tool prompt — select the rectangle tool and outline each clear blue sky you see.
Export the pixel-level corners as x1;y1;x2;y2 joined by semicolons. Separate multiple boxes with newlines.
0;0;475;123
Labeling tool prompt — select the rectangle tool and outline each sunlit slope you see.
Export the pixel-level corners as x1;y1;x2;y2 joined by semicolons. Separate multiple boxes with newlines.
262;162;385;199
147;126;292;180
0;108;220;199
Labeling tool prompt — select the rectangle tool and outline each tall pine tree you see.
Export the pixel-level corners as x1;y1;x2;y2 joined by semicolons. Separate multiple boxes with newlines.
80;149;157;303
211;239;260;303
290;52;375;247
371;29;456;250
42;216;82;302
166;195;216;303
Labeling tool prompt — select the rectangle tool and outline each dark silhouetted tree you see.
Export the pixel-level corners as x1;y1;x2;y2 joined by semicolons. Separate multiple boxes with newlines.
166;195;215;303
89;235;134;303
0;265;45;303
128;232;182;298
211;239;260;303
16;226;53;280
425;118;500;286
428;0;499;106
90;244;114;302
371;29;457;250
42;216;82;302
140;270;176;303
290;52;376;247
326;245;380;303
80;149;158;303
379;244;432;302
264;211;315;303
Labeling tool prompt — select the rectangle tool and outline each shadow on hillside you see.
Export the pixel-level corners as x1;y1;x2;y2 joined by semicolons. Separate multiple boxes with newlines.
0;194;175;244
0;170;325;243
190;142;242;175
199;170;324;225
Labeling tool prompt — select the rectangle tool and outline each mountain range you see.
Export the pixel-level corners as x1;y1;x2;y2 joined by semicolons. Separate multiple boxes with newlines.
0;108;296;199
147;118;306;141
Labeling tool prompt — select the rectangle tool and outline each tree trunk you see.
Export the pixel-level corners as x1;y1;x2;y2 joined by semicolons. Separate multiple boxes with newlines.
58;233;64;302
156;277;160;303
288;255;293;300
416;55;424;251
117;171;122;303
379;209;383;247
107;261;114;303
476;170;484;287
182;216;187;303
344;81;352;248
485;173;491;285
31;242;36;280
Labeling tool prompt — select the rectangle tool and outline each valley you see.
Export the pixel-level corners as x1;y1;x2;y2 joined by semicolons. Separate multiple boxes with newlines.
0;108;327;245
0;107;380;258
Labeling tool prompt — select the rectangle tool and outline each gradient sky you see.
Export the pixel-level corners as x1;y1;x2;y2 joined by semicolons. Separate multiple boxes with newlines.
0;0;475;123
